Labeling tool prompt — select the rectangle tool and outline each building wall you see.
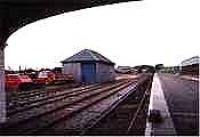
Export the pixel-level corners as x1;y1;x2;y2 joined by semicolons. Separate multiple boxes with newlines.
180;56;199;75
63;63;81;83
181;64;199;75
96;63;115;83
63;62;116;83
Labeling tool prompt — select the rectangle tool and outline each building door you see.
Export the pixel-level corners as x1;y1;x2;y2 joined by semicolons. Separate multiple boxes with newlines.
81;63;96;83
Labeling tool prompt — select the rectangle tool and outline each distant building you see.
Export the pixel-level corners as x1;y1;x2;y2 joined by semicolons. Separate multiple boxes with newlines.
116;66;132;74
160;56;199;75
133;65;155;73
61;49;116;84
160;66;180;74
180;56;199;75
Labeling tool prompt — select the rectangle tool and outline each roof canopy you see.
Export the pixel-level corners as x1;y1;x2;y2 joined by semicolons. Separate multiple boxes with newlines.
61;49;115;65
181;56;199;66
0;0;141;47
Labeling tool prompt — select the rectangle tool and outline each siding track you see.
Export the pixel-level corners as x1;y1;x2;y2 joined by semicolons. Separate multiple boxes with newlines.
1;74;153;135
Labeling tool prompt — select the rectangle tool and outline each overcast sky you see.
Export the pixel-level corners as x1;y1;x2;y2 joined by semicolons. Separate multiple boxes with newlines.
5;0;200;70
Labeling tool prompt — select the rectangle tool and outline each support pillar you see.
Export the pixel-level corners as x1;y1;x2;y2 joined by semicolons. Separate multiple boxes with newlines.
0;45;6;123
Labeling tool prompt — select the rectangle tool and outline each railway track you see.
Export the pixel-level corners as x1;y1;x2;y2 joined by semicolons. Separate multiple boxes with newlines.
38;75;152;135
7;81;128;115
83;74;153;135
1;74;153;135
8;81;124;107
7;83;81;104
7;83;106;115
1;79;136;135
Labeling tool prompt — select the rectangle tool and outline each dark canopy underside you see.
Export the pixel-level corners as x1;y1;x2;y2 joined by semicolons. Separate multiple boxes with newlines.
0;0;141;47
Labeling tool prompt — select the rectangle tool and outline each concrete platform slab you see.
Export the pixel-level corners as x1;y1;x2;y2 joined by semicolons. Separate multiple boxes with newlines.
145;73;176;136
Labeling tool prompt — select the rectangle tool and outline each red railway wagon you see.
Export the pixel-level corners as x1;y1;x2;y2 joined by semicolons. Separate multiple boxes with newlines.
34;71;56;85
34;71;74;85
6;74;33;91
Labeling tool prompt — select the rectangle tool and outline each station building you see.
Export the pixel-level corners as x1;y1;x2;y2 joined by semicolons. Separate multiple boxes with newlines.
61;49;116;84
180;56;199;75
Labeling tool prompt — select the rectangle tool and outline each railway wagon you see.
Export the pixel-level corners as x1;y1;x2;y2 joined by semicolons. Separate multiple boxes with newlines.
34;71;74;85
5;74;33;91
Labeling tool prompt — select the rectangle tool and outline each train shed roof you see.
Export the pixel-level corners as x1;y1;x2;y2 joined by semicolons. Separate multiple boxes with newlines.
0;0;140;47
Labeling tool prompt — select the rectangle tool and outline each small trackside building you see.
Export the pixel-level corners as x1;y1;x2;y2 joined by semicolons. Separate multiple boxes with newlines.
61;49;116;84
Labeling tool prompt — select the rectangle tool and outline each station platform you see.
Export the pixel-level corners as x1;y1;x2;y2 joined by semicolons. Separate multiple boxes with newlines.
145;73;176;136
146;73;199;136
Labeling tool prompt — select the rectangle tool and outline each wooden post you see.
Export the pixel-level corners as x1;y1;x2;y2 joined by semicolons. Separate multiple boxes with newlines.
0;45;6;123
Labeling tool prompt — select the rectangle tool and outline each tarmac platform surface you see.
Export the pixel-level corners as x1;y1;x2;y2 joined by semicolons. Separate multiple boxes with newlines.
146;73;199;136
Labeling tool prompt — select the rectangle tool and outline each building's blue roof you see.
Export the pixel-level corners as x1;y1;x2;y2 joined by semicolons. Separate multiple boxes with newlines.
61;49;115;65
